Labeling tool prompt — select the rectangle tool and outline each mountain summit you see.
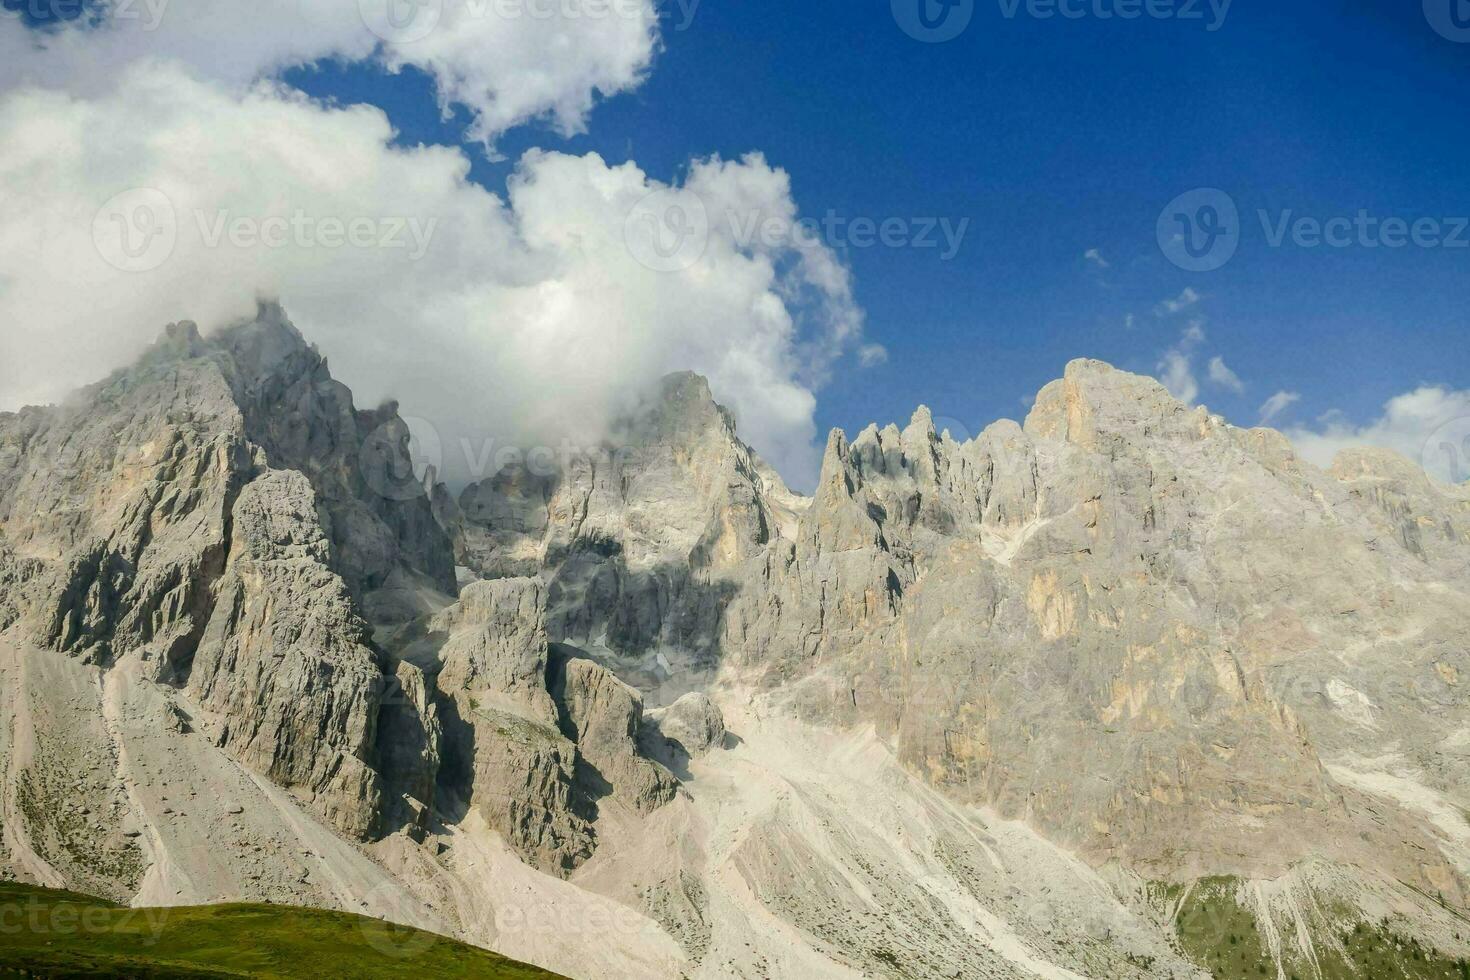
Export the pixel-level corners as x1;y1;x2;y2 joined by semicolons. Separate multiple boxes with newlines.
1;307;1468;978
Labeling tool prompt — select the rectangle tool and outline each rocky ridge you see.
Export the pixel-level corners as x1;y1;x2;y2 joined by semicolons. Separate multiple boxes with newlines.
0;306;678;863
1;310;1468;978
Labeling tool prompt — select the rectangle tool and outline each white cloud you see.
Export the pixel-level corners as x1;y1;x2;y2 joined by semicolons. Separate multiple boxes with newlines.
1083;247;1109;269
0;0;659;148
1285;387;1470;485
1257;390;1301;425
1154;323;1207;405
1154;286;1201;317
1207;355;1245;394
0;62;868;489
1157;348;1199;405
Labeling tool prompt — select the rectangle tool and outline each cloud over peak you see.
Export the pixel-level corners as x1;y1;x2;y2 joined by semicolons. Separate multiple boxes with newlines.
1286;386;1470;485
0;41;870;488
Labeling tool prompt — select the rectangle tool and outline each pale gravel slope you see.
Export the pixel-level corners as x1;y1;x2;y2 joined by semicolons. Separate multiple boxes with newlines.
0;633;1206;979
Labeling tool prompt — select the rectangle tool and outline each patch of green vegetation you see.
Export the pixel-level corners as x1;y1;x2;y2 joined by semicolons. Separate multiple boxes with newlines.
487;710;565;748
1171;876;1470;980
0;882;564;979
1174;877;1275;979
16;764;143;890
1330;920;1469;980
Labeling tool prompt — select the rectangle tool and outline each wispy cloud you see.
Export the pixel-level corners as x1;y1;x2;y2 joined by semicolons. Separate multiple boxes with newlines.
1258;390;1301;424
1154;286;1201;317
1083;247;1110;269
1207;356;1245;394
1156;324;1208;405
0;64;867;489
1158;349;1198;404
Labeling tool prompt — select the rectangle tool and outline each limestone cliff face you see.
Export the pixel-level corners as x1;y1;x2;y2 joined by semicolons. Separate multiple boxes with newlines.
0;307;677;853
0;310;450;838
186;470;386;839
711;359;1470;900
5;313;1470;974
446;371;804;675
450;356;1470;908
403;576;679;872
0;320;254;672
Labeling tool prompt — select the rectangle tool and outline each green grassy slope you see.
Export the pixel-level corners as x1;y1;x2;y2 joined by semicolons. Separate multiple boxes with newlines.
0;882;565;979
1166;876;1470;980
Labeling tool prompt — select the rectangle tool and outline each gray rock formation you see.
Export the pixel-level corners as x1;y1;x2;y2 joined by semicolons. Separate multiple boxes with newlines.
186;470;386;839
712;359;1470;901
4;314;1469;978
0;306;676;854
548;647;679;814
443;371;804;681
646;693;726;758
448;354;1470;951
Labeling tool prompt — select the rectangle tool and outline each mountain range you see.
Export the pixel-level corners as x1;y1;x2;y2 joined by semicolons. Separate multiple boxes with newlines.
1;303;1467;979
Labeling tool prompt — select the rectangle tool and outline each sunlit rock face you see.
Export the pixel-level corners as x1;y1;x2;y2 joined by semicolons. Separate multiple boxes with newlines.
0;306;677;852
434;350;1470;904
3;310;1469;978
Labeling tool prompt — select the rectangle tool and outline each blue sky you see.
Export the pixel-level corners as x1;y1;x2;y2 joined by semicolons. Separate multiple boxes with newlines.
2;0;1465;488
282;0;1468;448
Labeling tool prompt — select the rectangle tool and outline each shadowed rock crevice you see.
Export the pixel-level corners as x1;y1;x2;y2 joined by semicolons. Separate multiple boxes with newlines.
0;307;459;840
440;371;800;696
4;312;1470;976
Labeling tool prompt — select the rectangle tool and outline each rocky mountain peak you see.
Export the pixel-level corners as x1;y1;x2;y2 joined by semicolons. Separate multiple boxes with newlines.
1331;445;1437;485
609;369;738;453
1025;356;1199;450
4;312;1470;979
